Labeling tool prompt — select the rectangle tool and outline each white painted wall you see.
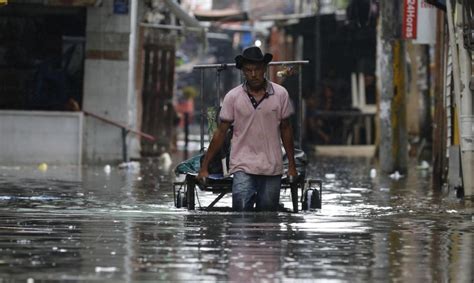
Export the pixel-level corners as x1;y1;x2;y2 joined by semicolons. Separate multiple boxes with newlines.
83;60;130;162
82;0;143;163
0;111;82;165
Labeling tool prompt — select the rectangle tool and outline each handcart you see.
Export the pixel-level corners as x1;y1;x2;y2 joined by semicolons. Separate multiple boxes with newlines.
173;60;322;212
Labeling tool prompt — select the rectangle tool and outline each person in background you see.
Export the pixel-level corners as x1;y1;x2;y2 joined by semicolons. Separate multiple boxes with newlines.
197;46;297;212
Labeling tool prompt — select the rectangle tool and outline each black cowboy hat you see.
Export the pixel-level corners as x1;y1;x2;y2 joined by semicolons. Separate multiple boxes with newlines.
235;46;273;69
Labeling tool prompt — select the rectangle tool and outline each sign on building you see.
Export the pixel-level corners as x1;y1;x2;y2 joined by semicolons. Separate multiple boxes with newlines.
403;0;418;39
413;0;437;44
403;0;437;44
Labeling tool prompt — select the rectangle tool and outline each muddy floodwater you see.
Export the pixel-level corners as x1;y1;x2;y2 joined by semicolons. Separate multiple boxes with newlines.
0;155;472;282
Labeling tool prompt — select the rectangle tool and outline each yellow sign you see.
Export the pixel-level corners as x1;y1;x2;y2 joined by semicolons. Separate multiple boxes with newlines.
0;0;8;6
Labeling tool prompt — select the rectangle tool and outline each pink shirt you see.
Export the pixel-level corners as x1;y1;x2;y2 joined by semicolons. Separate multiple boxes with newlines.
219;81;293;176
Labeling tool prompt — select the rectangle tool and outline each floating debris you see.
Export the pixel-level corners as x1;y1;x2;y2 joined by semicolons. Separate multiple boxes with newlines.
118;161;140;171
37;163;48;172
95;266;118;273
370;168;377;178
389;171;403;180
103;165;111;174
158;152;172;171
417;160;430;170
325;173;336;179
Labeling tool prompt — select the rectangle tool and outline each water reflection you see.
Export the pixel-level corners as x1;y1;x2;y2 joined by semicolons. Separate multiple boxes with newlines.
0;157;471;282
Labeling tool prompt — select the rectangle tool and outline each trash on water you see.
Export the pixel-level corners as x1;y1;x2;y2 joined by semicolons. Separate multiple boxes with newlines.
103;165;111;174
370;168;377;178
38;163;48;172
350;187;368;192
118;161;140;171
379;187;390;192
0;166;21;170
417;160;430;170
325;173;336;179
389;171;403;180
158;152;172;171
95;266;118;273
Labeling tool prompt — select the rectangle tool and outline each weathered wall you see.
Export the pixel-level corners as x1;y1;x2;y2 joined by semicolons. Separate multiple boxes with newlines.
82;1;142;163
0;111;82;165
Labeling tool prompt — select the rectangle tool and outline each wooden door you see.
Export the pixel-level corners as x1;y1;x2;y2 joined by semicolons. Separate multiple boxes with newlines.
141;31;176;156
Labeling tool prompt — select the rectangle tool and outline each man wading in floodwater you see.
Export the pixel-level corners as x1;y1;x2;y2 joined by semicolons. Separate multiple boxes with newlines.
197;46;298;212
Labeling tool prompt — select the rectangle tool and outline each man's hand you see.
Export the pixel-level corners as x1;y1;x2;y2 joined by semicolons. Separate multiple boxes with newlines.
287;165;298;183
197;168;209;184
197;121;231;184
287;165;297;177
280;118;298;182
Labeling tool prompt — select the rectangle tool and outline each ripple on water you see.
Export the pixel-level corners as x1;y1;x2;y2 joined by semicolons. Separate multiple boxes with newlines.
0;158;471;282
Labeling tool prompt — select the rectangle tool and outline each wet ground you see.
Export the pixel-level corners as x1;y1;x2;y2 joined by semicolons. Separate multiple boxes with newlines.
0;154;472;282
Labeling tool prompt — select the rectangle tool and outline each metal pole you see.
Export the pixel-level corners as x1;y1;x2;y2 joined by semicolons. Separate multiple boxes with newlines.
184;112;189;160
193;60;309;69
127;0;138;161
315;0;321;98
200;69;205;151
422;45;432;144
122;128;129;162
298;64;303;148
216;68;221;107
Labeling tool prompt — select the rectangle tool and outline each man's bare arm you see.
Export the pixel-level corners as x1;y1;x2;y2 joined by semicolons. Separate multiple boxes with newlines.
198;121;232;179
280;118;297;177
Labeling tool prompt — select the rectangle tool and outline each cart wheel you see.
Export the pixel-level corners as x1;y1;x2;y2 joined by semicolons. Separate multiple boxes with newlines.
302;188;321;210
176;190;188;208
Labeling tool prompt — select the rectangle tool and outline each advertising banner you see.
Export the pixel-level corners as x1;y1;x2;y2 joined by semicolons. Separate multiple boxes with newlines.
413;0;437;44
403;0;437;44
403;0;418;39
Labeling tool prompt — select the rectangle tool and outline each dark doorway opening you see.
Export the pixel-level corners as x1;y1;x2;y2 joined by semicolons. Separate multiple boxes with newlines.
0;4;86;111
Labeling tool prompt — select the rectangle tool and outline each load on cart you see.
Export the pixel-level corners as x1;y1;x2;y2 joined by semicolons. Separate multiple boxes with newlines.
173;59;322;212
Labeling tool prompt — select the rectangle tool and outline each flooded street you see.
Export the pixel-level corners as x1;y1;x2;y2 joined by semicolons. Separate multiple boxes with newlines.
0;155;472;282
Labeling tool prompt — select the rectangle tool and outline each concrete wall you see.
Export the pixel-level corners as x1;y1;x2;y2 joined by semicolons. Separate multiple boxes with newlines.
406;43;421;136
82;0;143;163
0;111;83;165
